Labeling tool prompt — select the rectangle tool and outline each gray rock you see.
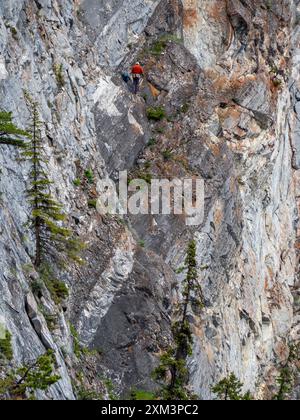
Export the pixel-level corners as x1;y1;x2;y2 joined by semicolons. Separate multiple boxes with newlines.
0;0;299;401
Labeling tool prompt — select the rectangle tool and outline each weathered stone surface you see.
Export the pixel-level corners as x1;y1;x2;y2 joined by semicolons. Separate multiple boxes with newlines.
145;0;183;37
78;0;159;67
92;248;175;396
93;77;150;175
0;0;299;401
182;0;230;68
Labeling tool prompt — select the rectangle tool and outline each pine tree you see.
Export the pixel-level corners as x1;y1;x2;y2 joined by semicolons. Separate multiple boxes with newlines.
211;373;252;400
273;344;300;400
153;240;203;400
0;350;60;400
0;111;28;146
274;368;293;401
23;93;84;268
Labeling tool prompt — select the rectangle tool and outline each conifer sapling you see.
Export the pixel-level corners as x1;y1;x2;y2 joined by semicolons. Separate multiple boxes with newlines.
0;350;60;400
153;240;203;400
23;93;84;267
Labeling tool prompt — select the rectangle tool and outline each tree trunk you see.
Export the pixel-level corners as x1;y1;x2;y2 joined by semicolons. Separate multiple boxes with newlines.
33;110;41;267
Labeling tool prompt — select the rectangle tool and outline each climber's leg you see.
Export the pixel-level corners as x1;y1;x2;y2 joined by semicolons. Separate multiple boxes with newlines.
133;76;140;94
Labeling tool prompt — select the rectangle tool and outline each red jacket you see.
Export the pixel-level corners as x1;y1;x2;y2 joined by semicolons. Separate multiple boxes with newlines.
131;64;144;75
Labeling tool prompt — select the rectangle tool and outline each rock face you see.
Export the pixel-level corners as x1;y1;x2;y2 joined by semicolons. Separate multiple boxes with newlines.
0;0;299;400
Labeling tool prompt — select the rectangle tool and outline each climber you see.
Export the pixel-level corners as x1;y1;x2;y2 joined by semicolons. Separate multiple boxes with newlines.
131;62;144;94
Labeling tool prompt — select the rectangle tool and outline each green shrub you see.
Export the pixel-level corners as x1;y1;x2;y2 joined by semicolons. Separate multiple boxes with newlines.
84;169;94;184
47;279;69;304
73;178;81;187
150;40;167;56
88;199;97;209
146;107;166;121
31;278;44;296
180;103;189;114
0;330;13;361
273;368;293;400
70;324;83;359
272;78;282;87
53;63;65;88
150;34;182;56
265;0;272;10
43;313;58;332
39;264;69;305
136;173;152;184
10;27;18;39
76;386;103;401
103;378;117;400
131;389;156;400
148;138;157;147
162;149;173;161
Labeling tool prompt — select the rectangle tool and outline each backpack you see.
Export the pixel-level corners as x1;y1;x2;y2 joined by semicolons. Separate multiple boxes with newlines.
121;72;131;83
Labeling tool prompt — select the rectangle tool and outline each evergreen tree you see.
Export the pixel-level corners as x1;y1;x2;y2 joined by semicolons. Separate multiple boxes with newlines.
211;373;252;401
273;368;293;401
273;344;299;400
0;350;60;400
153;240;203;400
23;93;84;267
0;111;28;146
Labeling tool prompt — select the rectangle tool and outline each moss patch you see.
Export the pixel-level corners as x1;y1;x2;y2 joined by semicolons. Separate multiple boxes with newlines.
146;107;166;121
